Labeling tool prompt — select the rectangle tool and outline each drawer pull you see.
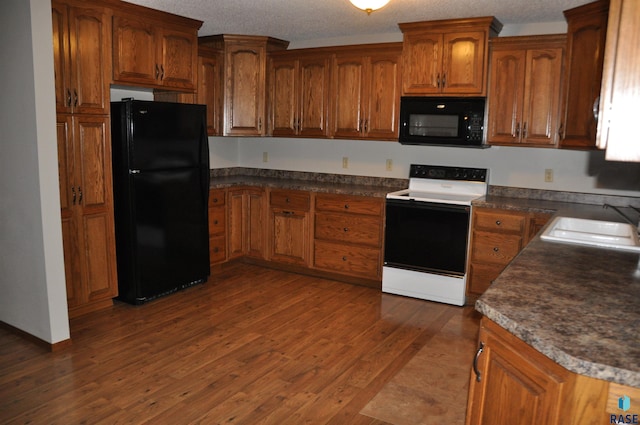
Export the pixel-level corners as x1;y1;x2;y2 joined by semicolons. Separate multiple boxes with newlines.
214;219;219;225
286;197;290;203
213;247;219;253
343;227;349;232
344;204;349;209
493;247;499;252
473;341;485;382
495;220;502;226
283;211;294;215
213;198;218;203
342;256;347;261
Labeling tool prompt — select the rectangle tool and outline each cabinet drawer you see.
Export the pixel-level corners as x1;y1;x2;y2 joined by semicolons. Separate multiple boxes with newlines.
315;212;382;247
468;262;504;295
314;240;381;279
209;189;225;207
208;207;226;236
471;231;523;265
209;235;226;264
315;193;383;216
474;209;526;233
270;190;310;211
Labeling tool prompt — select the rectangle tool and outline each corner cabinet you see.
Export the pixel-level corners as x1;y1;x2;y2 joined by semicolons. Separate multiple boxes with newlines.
559;0;609;149
487;35;566;147
466;207;551;301
199;35;289;136
596;0;640;162
112;11;200;91
330;44;402;140
399;17;502;96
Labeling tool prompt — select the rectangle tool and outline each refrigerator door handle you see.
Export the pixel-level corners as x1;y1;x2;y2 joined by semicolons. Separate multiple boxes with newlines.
129;169;141;174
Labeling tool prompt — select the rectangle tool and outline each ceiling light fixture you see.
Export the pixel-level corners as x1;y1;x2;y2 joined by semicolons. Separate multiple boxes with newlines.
349;0;391;15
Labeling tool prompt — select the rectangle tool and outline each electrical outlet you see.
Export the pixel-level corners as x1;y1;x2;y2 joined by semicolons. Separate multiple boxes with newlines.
544;168;553;182
342;157;348;169
386;159;393;171
262;152;268;163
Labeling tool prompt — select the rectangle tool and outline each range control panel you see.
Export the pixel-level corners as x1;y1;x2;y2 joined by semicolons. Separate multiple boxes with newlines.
409;164;488;182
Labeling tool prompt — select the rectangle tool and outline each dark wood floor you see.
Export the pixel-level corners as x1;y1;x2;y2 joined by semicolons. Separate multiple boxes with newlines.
0;264;480;425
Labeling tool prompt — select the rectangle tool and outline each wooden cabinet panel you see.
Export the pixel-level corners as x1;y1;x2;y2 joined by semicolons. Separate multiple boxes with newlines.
197;48;223;136
270;190;310;211
559;0;609;149
225;43;266;135
314;213;381;247
442;31;486;94
52;1;111;115
56;114;117;316
467;207;550;301
596;0;640;161
315;194;384;216
112;13;198;90
269;57;298;136
330;45;401;140
227;187;267;260
314;240;381;279
208;189;227;266
487;35;565;147
209;235;226;264
466;318;569;425
400;18;501;96
269;190;311;266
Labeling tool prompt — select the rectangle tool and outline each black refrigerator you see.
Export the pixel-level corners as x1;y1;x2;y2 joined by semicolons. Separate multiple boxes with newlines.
111;99;210;304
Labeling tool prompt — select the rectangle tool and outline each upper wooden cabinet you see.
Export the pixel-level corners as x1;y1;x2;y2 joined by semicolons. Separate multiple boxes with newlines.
399;17;502;96
487;35;566;147
197;46;224;136
112;12;200;91
268;52;331;137
52;1;111;115
559;0;609;149
330;44;402;140
596;0;640;161
199;35;289;136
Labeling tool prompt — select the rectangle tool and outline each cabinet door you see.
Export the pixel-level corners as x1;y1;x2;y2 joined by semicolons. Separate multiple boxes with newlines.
401;32;442;95
331;55;366;138
466;319;568;425
521;48;564;146
197;52;223;136
269;57;298;136
74;116;118;303
298;56;331;137
442;31;486;94
487;49;526;144
112;15;158;86
224;44;267;136
246;189;266;259
158;27;197;90
560;2;608;149
270;210;310;265
364;53;401;140
227;189;245;259
596;0;640;161
52;2;72;114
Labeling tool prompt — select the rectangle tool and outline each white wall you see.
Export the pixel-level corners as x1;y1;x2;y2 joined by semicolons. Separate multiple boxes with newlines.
0;0;69;343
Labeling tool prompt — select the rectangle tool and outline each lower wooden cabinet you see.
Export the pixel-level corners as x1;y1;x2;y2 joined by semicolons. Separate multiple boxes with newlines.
227;187;267;260
208;189;227;265
268;190;311;266
466;207;551;300
466;317;571;425
467;317;632;425
313;193;384;281
56;114;118;317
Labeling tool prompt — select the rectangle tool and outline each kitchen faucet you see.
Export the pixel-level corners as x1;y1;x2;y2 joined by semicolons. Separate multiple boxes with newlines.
603;204;640;231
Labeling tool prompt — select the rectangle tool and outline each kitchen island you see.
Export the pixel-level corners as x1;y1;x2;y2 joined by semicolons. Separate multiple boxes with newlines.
467;193;640;425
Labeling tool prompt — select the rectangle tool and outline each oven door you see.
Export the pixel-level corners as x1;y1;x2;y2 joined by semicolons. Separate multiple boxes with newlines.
384;199;470;276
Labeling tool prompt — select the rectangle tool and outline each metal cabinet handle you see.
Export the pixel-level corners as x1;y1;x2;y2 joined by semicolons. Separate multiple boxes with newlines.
442;73;446;88
71;187;76;205
213;219;219;225
66;89;72;107
593;96;600;121
343;227;349;232
493;247;499;252
282;211;294;215
78;186;83;204
558;122;564;140
160;64;165;80
495;220;501;226
155;64;160;79
523;122;528;138
436;73;441;88
344;204;349;209
74;89;78;107
342;256;347;261
473;341;485;382
258;118;262;131
213;247;219;253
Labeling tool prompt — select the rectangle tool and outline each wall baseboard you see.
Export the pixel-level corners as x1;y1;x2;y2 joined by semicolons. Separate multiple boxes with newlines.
0;321;72;352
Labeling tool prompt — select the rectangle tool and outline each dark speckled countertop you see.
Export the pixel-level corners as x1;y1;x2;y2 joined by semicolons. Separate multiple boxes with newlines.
474;188;640;388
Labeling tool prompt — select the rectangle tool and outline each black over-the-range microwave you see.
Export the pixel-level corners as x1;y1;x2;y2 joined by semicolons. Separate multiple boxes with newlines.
398;96;487;147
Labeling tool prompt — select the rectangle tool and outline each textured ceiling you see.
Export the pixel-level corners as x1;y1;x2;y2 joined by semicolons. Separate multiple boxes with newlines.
124;0;594;42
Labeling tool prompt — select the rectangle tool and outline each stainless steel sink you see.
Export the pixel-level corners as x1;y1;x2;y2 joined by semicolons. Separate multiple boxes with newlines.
540;216;640;253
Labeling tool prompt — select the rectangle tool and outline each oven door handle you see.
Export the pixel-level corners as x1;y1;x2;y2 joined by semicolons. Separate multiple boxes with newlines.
385;198;470;213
